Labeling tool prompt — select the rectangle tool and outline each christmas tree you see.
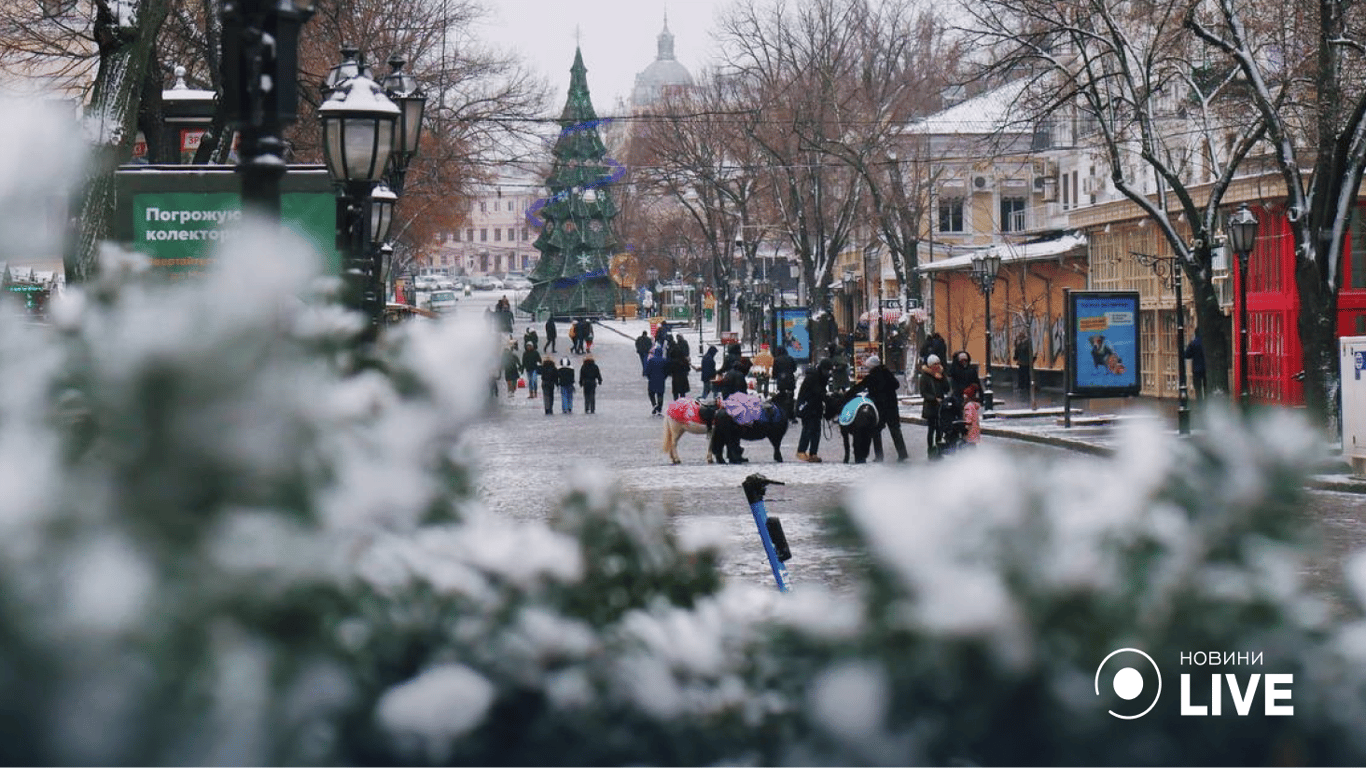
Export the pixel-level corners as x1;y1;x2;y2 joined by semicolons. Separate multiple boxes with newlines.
520;47;624;318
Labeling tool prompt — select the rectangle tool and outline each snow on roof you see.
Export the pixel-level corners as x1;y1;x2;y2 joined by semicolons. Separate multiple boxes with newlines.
919;232;1087;272
900;79;1031;136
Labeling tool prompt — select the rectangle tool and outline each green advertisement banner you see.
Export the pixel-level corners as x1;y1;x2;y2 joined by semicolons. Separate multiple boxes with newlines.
131;191;338;276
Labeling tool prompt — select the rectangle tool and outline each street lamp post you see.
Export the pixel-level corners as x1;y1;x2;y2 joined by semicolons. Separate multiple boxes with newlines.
864;247;884;363
1227;204;1260;408
695;276;705;348
318;73;399;340
843;269;856;343
221;0;316;218
1128;251;1190;434
971;250;1002;411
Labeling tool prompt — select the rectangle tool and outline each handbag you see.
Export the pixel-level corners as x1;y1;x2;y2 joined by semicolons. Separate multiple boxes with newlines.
517;377;526;388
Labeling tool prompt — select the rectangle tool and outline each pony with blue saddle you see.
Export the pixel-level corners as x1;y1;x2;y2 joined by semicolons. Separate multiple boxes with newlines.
836;392;881;464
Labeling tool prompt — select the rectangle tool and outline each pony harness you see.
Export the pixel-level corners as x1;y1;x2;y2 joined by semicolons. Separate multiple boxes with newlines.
838;395;878;427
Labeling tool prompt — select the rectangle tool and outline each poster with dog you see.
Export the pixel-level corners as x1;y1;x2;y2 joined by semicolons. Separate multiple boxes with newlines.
1068;291;1141;396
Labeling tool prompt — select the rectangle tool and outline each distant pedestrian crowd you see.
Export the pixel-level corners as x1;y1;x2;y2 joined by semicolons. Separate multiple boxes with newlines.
490;309;603;416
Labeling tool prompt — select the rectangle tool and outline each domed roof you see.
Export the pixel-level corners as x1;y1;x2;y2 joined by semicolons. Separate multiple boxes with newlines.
631;15;694;107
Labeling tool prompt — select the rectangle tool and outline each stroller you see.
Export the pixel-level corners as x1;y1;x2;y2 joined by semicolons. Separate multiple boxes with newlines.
935;391;969;457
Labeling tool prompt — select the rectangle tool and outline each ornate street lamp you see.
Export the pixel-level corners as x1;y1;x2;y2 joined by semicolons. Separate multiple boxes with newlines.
971;249;1003;411
380;54;427;196
1227;204;1260;408
1127;250;1191;434
370;184;396;245
863;246;884;363
321;45;373;97
695;276;706;348
221;0;317;217
319;74;399;338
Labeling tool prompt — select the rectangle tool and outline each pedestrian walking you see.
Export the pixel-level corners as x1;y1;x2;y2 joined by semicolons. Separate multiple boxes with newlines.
698;345;719;399
919;355;951;458
1185;332;1206;399
717;357;750;398
670;350;692;401
557;357;576;413
846;354;909;462
567;320;579;354
795;358;833;462
501;342;522;398
633;330;651;374
961;383;984;446
580;355;603;414
545;316;558;353
772;346;798;416
644;346;669;415
539;355;559;415
523;326;540;352
1013;332;1034;392
521;342;542;399
581;319;595;354
674;333;690;361
919;331;947;367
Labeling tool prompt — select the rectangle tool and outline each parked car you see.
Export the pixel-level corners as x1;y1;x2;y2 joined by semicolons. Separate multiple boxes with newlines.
504;275;532;290
429;290;458;314
471;276;504;291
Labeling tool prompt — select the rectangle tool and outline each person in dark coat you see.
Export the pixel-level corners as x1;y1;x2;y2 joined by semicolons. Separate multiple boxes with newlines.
1184;332;1206;399
521;342;542;399
544;316;558;353
523;326;539;352
635;331;653;375
579;355;603;414
720;342;743;376
919;355;951;457
500;342;522;398
919;332;947;367
717;357;750;398
947;350;981;398
772;346;798;400
1013;332;1034;392
539;355;559;415
796;358;833;462
557;357;576;413
698;346;719;399
670;351;692;401
674;333;690;361
581;319;595;353
644;346;670;415
846;354;909;462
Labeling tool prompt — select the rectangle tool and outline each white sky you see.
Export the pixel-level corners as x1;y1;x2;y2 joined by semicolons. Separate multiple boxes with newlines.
476;0;728;115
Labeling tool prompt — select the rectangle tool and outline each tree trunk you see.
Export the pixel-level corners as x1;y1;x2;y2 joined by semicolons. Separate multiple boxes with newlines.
67;0;172;283
1295;254;1340;433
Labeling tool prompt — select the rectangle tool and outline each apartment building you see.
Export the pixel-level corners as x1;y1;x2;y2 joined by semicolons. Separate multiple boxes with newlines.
424;182;540;276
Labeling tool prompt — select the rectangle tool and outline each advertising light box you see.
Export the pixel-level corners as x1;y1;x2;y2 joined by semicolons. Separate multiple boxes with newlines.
1068;291;1141;397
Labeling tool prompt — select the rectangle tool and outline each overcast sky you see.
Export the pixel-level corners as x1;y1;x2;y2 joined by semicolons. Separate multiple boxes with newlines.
477;0;728;114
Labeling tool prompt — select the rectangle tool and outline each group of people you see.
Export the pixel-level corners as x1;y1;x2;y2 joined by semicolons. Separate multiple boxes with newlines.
638;326;696;415
917;348;986;458
494;317;603;415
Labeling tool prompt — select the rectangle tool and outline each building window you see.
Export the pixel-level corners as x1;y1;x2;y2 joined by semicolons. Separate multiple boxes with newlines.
494;228;502;241
937;197;964;233
1062;173;1070;210
507;228;515;241
480;202;486;213
522;227;529;241
480;229;487;242
441;254;449;265
466;228;474;242
1353;206;1366;289
493;200;499;212
1001;197;1026;232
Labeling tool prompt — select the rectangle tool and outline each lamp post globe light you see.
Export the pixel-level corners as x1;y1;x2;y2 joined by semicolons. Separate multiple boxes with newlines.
1227;203;1260;408
971;249;1003;411
695;276;705;347
319;73;399;337
863;247;884;363
381;54;427;197
220;0;316;218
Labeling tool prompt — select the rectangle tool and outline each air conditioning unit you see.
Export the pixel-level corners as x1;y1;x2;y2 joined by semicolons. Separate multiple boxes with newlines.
1037;176;1059;202
973;174;991;190
1082;175;1104;195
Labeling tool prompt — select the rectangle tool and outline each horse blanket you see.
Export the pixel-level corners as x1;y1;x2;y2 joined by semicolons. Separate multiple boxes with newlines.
723;392;780;425
666;398;722;426
838;395;878;427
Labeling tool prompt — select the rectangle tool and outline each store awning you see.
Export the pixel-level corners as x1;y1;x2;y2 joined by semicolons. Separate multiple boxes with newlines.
919;232;1087;272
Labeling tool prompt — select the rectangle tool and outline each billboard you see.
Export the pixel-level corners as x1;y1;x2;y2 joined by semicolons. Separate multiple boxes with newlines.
773;307;812;362
114;165;339;278
1068;291;1141;396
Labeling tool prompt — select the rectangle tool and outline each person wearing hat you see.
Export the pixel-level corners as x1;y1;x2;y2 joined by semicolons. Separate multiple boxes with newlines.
500;341;523;398
919;354;951;458
846;354;909;462
539;354;559;415
795;357;834;462
557;357;577;413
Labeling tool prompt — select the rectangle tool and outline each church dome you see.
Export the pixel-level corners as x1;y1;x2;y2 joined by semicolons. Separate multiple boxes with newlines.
631;16;694;107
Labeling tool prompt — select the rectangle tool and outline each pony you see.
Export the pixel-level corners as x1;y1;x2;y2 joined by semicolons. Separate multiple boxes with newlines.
709;391;794;464
835;392;880;464
662;398;722;465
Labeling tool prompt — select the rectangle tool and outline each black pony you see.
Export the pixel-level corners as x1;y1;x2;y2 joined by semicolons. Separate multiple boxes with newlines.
709;391;794;464
833;391;880;463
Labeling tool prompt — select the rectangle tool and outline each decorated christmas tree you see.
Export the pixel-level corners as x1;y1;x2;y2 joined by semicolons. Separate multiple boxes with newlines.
520;47;624;318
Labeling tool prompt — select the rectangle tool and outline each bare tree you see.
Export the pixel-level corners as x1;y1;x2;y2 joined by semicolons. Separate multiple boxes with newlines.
1186;0;1366;428
963;0;1270;401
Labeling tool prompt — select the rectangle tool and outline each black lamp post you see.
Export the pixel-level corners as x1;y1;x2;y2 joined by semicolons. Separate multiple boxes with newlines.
695;276;705;348
971;249;1002;411
380;54;427;197
221;0;316;218
319;73;399;339
1227;204;1260;408
1128;251;1190;434
843;269;857;340
864;246;884;363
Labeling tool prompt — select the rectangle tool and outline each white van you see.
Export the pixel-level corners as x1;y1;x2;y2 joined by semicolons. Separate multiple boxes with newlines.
429;290;459;314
